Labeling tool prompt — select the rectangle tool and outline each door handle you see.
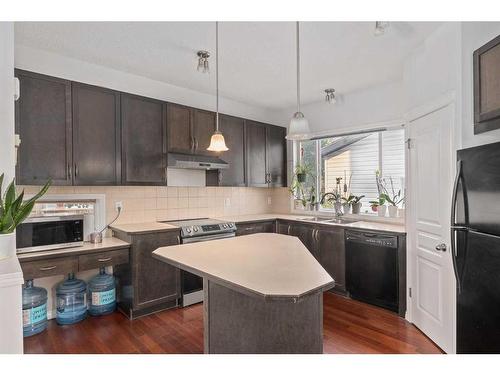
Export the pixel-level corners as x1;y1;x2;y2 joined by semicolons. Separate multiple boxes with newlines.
287;225;291;235
39;265;57;271
97;257;112;262
164;167;167;184
435;243;447;252
67;164;72;179
74;164;79;177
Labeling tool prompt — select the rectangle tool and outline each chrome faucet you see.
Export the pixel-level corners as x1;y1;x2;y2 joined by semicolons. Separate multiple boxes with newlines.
320;193;343;216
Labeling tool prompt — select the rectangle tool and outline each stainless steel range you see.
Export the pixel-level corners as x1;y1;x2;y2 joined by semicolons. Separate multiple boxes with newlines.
163;218;237;306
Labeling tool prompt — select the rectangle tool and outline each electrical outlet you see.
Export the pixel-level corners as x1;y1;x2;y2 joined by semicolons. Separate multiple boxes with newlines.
115;201;123;211
224;197;231;208
267;197;272;205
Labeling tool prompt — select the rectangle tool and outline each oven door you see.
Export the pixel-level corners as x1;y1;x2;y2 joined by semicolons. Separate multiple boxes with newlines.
180;232;235;307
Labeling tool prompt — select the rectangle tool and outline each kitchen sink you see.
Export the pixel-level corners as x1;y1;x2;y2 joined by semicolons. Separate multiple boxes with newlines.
299;217;332;222
325;218;359;224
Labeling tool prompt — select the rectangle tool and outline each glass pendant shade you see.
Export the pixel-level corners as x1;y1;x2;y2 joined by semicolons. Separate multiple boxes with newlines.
286;111;310;140
207;130;229;152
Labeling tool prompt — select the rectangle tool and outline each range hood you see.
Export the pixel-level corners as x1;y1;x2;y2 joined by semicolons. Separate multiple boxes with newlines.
167;152;229;170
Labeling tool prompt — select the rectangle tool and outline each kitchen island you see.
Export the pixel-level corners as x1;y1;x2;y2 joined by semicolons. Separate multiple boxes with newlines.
153;233;334;354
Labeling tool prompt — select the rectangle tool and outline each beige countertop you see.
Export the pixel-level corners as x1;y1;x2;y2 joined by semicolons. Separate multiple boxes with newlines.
110;221;180;234
153;233;334;300
109;214;405;235
17;237;130;261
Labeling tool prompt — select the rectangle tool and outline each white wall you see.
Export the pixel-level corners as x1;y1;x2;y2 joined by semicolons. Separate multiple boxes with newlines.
461;22;500;148
15;45;285;126
278;80;404;136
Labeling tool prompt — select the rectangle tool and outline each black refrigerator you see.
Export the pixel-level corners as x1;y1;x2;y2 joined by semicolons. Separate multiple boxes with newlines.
453;141;500;353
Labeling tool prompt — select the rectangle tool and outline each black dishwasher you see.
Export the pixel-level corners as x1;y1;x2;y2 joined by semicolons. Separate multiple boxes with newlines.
345;230;399;312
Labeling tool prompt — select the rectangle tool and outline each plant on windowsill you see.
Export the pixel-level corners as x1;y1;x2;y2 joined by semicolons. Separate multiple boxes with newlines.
379;176;405;218
369;196;386;216
0;173;51;260
351;195;365;214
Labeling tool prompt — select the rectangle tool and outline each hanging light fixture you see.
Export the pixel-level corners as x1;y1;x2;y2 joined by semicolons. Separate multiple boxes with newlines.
286;21;310;141
325;88;337;104
197;50;210;73
207;22;229;152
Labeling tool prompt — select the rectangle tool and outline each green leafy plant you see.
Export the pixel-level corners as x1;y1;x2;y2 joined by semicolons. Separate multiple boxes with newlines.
0;174;51;234
369;196;386;211
351;195;365;204
341;195;355;204
379;176;405;207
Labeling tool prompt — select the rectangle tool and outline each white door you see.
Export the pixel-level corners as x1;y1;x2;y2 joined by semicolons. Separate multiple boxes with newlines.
407;103;455;353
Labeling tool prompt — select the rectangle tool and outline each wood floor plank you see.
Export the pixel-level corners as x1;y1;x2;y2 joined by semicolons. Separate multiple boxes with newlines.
23;293;443;354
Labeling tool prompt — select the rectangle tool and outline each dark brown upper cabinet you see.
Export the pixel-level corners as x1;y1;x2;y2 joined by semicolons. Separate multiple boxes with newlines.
217;114;246;186
167;103;192;154
166;103;217;156
15;70;73;186
192;109;216;156
246;120;287;188
72;83;121;185
267;125;287;187
121;94;167;185
246;120;268;187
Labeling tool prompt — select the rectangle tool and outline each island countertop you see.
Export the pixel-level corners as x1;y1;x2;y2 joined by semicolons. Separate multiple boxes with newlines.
152;233;334;300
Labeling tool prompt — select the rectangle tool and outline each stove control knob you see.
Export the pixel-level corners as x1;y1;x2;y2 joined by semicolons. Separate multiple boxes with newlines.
222;224;227;228
193;226;199;232
186;227;192;234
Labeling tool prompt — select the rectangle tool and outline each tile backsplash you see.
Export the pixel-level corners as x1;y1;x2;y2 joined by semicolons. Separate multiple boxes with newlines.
18;185;291;226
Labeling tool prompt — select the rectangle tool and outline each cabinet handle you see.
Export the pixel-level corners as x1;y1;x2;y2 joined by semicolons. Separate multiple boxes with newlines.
195;138;199;150
164;167;167;184
287;225;291;235
190;137;195;151
67;164;72;179
97;257;112;262
39;265;56;271
74;164;79;177
218;170;222;185
176;236;180;244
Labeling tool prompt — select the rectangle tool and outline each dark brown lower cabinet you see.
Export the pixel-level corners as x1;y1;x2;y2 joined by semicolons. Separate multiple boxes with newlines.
113;230;181;319
315;227;346;294
236;221;276;236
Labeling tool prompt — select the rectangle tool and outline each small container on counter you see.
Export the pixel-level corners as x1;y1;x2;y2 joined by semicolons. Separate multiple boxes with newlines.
56;273;88;325
88;267;116;316
22;280;48;337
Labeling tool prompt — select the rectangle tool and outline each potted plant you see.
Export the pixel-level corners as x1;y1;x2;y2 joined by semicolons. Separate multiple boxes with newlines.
341;195;355;215
0;174;51;260
369;196;387;216
379;177;405;218
294;163;314;183
351;195;365;214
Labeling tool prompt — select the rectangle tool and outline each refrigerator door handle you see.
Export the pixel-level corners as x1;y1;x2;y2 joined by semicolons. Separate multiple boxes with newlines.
451;160;462;228
451;228;462;294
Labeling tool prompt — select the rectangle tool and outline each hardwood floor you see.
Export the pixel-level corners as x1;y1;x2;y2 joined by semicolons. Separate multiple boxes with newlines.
24;293;442;354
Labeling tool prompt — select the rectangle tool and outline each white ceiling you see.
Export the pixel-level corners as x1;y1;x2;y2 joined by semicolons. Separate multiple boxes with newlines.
14;22;441;110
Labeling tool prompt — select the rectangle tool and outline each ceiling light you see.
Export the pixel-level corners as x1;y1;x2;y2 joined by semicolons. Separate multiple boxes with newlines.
207;22;229;152
197;50;210;73
325;89;337;104
374;21;390;36
286;21;310;141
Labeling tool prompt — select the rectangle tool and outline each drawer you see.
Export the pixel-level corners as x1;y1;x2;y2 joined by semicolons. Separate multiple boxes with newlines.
78;248;129;271
21;257;78;280
236;221;275;236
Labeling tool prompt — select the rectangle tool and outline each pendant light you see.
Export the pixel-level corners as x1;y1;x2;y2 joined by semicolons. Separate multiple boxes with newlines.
207;21;229;152
286;21;310;141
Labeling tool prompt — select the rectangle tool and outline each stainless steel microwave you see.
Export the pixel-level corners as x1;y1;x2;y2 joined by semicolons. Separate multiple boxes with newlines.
16;215;84;254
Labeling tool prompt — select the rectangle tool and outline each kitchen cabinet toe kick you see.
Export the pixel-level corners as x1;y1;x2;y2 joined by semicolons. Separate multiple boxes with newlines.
203;279;323;354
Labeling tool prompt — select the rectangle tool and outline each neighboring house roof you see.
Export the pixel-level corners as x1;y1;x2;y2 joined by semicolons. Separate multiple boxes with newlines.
320;134;370;159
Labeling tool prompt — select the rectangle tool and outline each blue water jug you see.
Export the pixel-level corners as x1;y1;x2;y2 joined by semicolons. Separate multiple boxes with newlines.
22;280;48;337
56;273;87;325
88;267;116;316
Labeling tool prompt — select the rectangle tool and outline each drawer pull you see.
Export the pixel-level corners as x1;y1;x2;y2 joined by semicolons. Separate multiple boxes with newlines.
97;257;112;262
39;265;57;271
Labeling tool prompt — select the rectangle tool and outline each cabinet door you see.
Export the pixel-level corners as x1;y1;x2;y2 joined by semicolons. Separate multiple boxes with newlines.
267;125;287;187
289;223;317;258
246;120;268;187
15;70;72;185
167;103;192;154
72;83;121;185
134;232;181;308
277;221;290;235
317;227;346;292
192;109;216;156
121;94;167;185
218;115;246;186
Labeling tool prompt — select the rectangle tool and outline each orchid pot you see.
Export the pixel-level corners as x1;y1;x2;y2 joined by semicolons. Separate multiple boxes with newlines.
377;205;387;217
388;205;398;218
342;203;351;215
352;202;362;214
0;233;16;261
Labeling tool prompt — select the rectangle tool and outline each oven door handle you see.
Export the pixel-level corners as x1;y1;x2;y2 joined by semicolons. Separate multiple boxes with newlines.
181;232;236;244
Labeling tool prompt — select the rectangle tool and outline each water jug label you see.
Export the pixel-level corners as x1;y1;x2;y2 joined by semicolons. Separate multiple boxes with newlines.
23;303;47;327
92;289;115;306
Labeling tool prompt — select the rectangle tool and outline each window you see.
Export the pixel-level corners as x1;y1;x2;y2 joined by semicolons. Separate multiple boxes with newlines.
296;128;405;213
